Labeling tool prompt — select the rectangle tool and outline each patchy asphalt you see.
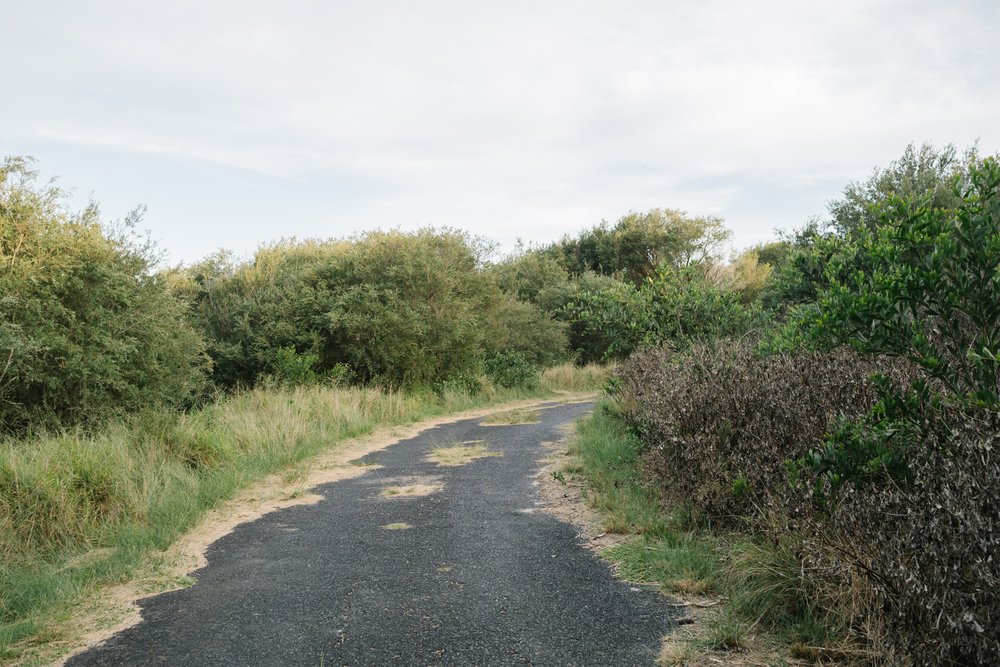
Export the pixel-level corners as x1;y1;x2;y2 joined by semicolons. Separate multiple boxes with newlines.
68;400;675;666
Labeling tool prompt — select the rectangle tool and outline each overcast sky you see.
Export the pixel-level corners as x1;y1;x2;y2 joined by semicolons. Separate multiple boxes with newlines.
3;0;998;265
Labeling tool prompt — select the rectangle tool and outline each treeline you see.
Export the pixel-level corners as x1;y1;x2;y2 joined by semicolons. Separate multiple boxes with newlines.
1;154;757;436
609;144;999;664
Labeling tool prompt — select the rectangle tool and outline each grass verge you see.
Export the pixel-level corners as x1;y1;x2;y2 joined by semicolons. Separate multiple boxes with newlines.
565;404;839;665
0;363;607;664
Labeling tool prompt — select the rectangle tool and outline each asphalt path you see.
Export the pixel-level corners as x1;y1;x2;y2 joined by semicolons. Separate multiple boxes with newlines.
68;400;674;666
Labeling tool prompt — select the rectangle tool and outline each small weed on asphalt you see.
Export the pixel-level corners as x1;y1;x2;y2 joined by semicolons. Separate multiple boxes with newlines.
425;441;503;467
481;408;541;425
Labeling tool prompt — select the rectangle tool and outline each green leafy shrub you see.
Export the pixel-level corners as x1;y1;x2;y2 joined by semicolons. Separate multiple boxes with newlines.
0;158;210;434
171;229;567;390
483;351;539;390
536;271;621;364
569;265;766;361
547;207;731;284
269;346;321;387
811;156;999;407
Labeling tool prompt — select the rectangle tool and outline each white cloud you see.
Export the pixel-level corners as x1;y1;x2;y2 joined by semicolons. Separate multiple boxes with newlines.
3;0;997;262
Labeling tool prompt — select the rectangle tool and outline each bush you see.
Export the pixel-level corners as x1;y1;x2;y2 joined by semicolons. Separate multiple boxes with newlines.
614;341;914;523
0;157;210;434
484;351;539;390
548;208;731;284
800;408;1000;664
269;346;321;387
784;155;1000;663
615;156;1000;663
172;230;568;390
811;156;1000;407
536;271;622;364
570;265;767;361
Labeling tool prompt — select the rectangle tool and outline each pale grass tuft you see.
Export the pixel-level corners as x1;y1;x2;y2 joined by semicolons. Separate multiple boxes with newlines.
380;484;442;498
425;443;503;467
481;409;540;425
672;577;714;596
657;637;694;666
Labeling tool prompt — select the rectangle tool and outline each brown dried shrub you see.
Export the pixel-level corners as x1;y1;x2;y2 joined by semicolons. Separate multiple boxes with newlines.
805;408;1000;665
616;341;999;663
614;340;914;524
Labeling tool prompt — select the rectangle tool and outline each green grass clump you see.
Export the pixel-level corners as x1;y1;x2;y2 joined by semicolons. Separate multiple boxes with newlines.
567;406;668;537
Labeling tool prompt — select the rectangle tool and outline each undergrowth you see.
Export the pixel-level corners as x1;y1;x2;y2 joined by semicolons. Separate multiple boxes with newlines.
567;405;838;664
0;363;607;664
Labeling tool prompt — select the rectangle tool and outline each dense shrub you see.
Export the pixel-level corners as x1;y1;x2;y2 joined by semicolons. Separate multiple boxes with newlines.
787;155;1000;663
616;155;1000;663
536;271;621;364
800;408;1000;664
483;350;539;390
0;158;209;433
570;265;766;361
811;155;999;407
614;341;914;522
547;208;730;284
170;230;569;390
756;144;981;318
488;297;569;368
489;248;570;304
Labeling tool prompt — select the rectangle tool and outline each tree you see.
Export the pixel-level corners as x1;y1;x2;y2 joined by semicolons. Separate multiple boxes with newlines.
0;157;210;433
829;142;979;238
814;156;1000;406
550;208;731;284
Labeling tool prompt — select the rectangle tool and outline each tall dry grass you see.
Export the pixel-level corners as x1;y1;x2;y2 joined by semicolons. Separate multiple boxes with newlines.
540;362;612;393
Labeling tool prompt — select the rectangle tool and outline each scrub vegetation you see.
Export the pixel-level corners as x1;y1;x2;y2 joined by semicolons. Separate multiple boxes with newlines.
3;142;998;665
564;144;999;665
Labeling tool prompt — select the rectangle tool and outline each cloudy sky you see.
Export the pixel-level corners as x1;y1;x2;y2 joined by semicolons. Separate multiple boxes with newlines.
3;0;998;265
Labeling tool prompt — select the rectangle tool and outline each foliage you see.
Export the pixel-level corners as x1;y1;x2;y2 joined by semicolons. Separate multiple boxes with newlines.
816;409;1000;665
614;153;1000;664
707;249;774;304
172;230;553;390
757;143;982;318
489;246;570;303
483;350;539;390
0;157;209;434
488;297;569;368
569;265;765;360
568;407;828;659
311;229;500;387
268;346;321;387
613;341;912;522
812;156;1000;407
755;221;836;313
548;208;730;284
828;142;979;238
535;271;621;364
783;156;1000;663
